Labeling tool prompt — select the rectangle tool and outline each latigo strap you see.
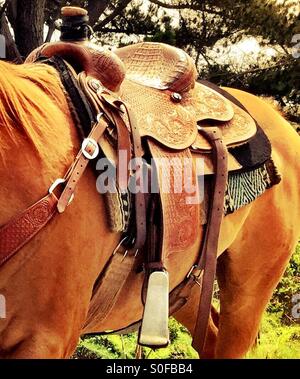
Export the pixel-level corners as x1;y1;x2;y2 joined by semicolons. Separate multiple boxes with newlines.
191;127;228;354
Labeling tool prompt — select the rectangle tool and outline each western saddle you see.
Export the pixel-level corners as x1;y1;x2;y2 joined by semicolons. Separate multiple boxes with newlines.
1;7;263;356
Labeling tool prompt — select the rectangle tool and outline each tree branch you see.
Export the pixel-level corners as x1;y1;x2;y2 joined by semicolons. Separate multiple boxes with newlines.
87;0;110;26
210;58;294;79
149;0;194;10
0;0;11;19
45;21;57;43
6;0;17;30
95;27;152;35
199;50;213;67
0;13;23;62
150;0;226;16
93;0;132;31
45;0;65;42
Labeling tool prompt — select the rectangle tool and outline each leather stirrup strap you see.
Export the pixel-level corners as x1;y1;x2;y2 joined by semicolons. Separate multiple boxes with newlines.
74;84;133;192
123;104;147;251
94;94;147;250
192;127;228;355
84;105;148;327
78;77;147;250
84;246;138;328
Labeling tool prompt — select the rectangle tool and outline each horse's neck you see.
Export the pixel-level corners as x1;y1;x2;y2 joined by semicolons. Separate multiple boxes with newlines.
0;61;76;216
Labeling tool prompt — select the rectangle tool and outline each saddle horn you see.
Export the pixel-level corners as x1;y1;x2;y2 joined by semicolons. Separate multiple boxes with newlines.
26;6;125;93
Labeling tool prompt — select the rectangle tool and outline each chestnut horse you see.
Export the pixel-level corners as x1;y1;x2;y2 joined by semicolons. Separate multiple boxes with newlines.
0;60;299;359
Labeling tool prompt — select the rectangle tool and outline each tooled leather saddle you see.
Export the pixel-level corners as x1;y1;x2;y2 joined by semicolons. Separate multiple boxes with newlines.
27;40;261;172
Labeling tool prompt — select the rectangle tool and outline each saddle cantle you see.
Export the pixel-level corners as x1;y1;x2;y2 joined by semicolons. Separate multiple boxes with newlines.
115;42;198;92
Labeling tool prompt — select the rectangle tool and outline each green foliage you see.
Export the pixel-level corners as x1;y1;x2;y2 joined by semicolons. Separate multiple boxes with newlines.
145;16;177;45
108;0;299;122
202;55;300;123
142;318;198;359
246;313;300;359
75;314;300;359
75;319;198;359
230;0;299;45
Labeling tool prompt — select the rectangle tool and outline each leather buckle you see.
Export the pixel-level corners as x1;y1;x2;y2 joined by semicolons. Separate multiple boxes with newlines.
48;178;66;194
82;138;99;160
49;178;74;207
112;237;139;261
187;265;202;286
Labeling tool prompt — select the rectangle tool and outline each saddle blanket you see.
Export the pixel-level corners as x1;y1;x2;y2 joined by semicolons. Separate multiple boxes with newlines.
105;158;281;231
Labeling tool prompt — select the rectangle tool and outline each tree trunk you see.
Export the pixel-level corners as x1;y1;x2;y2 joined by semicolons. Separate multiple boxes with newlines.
14;0;46;58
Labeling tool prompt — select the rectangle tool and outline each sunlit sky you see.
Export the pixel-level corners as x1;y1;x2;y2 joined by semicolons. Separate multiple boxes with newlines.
136;0;278;67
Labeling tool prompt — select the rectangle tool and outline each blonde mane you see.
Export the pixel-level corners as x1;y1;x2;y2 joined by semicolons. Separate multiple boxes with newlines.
0;60;72;153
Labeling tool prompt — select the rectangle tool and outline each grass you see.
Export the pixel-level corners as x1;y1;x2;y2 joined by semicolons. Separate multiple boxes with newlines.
74;312;300;359
75;318;198;359
246;313;300;359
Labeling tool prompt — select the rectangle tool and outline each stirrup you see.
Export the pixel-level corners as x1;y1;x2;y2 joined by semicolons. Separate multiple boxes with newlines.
138;270;169;348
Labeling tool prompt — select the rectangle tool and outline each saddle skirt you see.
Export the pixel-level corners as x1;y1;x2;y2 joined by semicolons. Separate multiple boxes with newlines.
119;79;244;150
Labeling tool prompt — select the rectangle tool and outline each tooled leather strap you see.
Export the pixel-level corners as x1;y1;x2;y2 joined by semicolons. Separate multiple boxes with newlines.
0;120;107;266
191;127;228;355
0;194;58;266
